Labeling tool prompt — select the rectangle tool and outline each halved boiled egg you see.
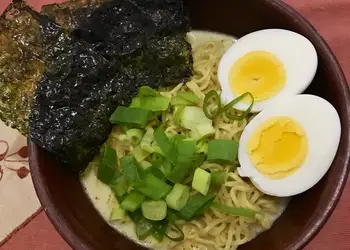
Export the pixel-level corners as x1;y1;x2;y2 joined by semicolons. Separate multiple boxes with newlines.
237;95;341;197
218;29;318;112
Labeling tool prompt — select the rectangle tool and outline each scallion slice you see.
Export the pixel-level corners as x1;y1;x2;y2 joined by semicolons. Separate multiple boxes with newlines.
171;92;200;106
154;127;177;165
110;175;129;197
110;106;152;128
97;145;117;185
165;223;185;242
139;96;170;111
135;174;172;200
138;86;160;97
167;139;196;183
222;92;254;121
120;155;145;186
207;140;238;164
203;90;221;119
211;202;256;219
126;129;145;145
179;192;215;221
211;170;227;186
135;218;154;240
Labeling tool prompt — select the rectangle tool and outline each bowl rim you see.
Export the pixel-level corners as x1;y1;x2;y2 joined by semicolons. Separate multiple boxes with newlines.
29;0;350;250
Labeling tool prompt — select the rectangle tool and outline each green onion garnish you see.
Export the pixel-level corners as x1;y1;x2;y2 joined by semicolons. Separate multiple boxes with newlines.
135;174;172;200
167;139;197;183
165;223;185;242
203;91;254;121
110;175;129;197
171;91;200;106
97;145;118;185
211;170;227;186
173;105;186;124
207;139;239;164
203;90;221;119
139;96;170;111
120;155;145;186
110;106;152;128
120;191;145;212
154;127;177;165
135;218;154;240
179;192;215;221
138;86;160;97
211;202;256;219
222;92;254;121
126;128;145;145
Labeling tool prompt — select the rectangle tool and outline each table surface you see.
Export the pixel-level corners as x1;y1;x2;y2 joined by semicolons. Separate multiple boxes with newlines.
0;0;350;249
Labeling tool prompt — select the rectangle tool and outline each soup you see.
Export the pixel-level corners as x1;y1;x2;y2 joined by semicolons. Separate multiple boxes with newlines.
81;31;289;250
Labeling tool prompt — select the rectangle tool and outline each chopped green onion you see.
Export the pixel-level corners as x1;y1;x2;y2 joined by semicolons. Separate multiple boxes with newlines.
151;152;164;164
179;106;215;139
171;92;200;106
141;200;167;221
177;92;200;104
165;223;185;242
135;174;172;200
140;160;152;170
207;140;238;164
135;218;154;240
138;86;160;97
110;175;129;197
179;192;215;221
120;155;145;186
110;200;126;221
167;139;196;183
120;191;145;212
147;166;167;181
139;96;170;111
196;140;208;154
192;168;211;196
211;170;227;186
110;106;152;128
203;90;221;119
130;97;141;108
126;129;145;145
152;220;168;242
158;159;173;177
173;105;186;124
141;127;155;153
222;92;254;121
97;145;117;185
165;184;190;211
211;202;256;219
154;127;177;165
171;96;192;106
132;146;151;163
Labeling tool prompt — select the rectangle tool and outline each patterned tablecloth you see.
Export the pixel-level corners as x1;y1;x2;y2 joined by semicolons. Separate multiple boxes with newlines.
0;0;349;249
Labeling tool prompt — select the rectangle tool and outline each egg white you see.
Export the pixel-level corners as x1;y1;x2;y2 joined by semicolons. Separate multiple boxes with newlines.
237;94;341;197
218;29;318;112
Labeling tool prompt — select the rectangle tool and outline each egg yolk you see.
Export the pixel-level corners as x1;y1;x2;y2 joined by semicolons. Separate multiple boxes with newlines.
247;117;308;179
229;51;286;102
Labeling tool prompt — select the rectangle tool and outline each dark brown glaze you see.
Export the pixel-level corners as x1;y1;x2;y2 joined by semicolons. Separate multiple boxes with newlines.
29;0;350;249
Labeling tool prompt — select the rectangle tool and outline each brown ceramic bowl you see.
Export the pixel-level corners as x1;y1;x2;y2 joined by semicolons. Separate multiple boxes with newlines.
29;0;350;249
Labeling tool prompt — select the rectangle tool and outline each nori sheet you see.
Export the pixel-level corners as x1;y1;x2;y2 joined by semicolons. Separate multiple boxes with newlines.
0;1;44;135
29;0;192;171
40;0;106;30
0;0;98;135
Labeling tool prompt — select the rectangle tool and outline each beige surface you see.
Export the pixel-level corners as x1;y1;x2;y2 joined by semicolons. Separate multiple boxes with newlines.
0;121;40;244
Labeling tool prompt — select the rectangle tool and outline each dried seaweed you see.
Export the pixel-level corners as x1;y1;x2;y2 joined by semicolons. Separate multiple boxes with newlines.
29;0;192;171
0;1;44;135
41;0;106;30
